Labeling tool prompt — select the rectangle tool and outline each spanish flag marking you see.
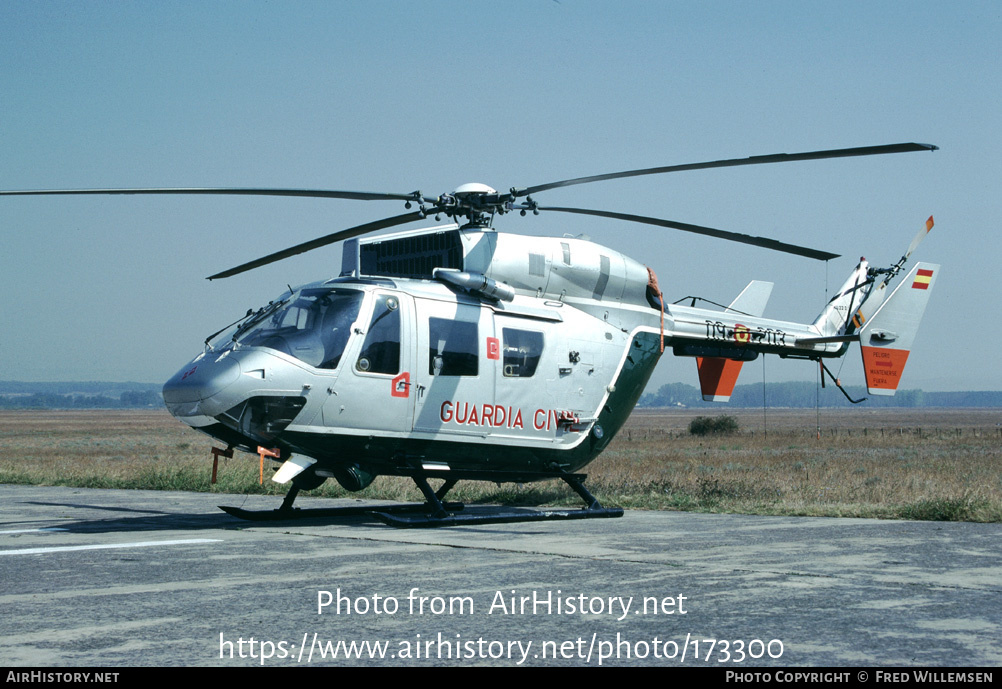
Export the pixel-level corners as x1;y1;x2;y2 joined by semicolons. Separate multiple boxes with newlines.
912;268;933;290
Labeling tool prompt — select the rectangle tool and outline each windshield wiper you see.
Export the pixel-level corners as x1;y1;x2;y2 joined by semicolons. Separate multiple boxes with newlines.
205;296;291;352
204;308;256;352
235;298;289;339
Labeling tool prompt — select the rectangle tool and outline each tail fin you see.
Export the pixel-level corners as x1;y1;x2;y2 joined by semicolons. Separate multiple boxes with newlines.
696;356;744;402
696;280;773;402
858;262;939;395
812;258;873;337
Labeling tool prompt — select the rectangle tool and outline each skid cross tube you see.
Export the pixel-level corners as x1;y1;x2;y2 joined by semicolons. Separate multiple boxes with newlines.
373;471;623;528
220;468;622;527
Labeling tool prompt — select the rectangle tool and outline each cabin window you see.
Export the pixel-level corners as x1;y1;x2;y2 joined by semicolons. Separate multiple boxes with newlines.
356;294;400;374
502;328;543;378
428;317;478;376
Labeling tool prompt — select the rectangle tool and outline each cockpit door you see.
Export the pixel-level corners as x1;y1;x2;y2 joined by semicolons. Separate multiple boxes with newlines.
322;290;414;433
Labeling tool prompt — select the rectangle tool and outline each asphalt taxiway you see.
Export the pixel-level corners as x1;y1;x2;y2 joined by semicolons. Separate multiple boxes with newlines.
1;485;999;667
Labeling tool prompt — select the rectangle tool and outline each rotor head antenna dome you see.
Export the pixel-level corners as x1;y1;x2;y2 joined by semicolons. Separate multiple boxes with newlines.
453;182;498;197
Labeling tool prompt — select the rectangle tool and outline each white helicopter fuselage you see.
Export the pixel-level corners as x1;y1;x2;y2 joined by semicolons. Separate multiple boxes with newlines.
162;225;885;491
164;274;660;486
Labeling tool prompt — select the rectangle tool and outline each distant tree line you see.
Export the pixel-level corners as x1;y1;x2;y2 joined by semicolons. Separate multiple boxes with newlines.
638;381;1002;408
0;381;161;395
0;390;162;409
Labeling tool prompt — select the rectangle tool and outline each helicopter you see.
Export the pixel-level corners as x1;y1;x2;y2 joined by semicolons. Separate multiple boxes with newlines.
1;142;939;527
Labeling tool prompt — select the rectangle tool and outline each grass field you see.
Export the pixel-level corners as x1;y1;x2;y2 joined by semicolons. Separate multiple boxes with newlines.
1;407;1000;521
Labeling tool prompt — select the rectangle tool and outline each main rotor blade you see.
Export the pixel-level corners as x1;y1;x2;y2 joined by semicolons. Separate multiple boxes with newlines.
207;210;430;280
516;143;937;198
0;187;417;202
537;206;840;261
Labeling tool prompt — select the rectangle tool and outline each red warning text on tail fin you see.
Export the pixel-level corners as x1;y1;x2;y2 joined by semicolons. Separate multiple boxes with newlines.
860;347;910;394
696;357;744;402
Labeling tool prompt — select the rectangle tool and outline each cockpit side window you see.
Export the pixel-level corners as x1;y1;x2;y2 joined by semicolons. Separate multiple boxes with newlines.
356;294;400;375
317;292;363;369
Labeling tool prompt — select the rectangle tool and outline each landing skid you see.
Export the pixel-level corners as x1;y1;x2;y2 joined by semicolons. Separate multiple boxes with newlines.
219;473;622;528
373;505;622;528
218;501;464;522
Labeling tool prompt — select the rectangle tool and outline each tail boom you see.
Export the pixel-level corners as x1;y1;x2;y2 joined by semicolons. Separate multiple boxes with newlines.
664;261;937;402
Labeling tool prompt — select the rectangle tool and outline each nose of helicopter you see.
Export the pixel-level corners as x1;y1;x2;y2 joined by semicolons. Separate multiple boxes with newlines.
162;355;241;418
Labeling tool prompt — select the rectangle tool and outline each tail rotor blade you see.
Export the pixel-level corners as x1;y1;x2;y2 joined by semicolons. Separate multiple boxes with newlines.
904;215;934;261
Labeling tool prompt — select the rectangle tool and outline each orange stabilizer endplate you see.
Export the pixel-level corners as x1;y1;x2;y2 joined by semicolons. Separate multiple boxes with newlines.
696;357;744;402
861;346;910;395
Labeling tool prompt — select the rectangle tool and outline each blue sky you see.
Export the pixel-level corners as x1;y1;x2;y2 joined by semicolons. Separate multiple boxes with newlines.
2;1;999;392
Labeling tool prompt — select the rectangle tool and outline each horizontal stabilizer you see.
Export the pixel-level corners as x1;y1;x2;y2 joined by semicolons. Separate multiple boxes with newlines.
696;357;744;402
859;262;939;395
797;334;859;344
